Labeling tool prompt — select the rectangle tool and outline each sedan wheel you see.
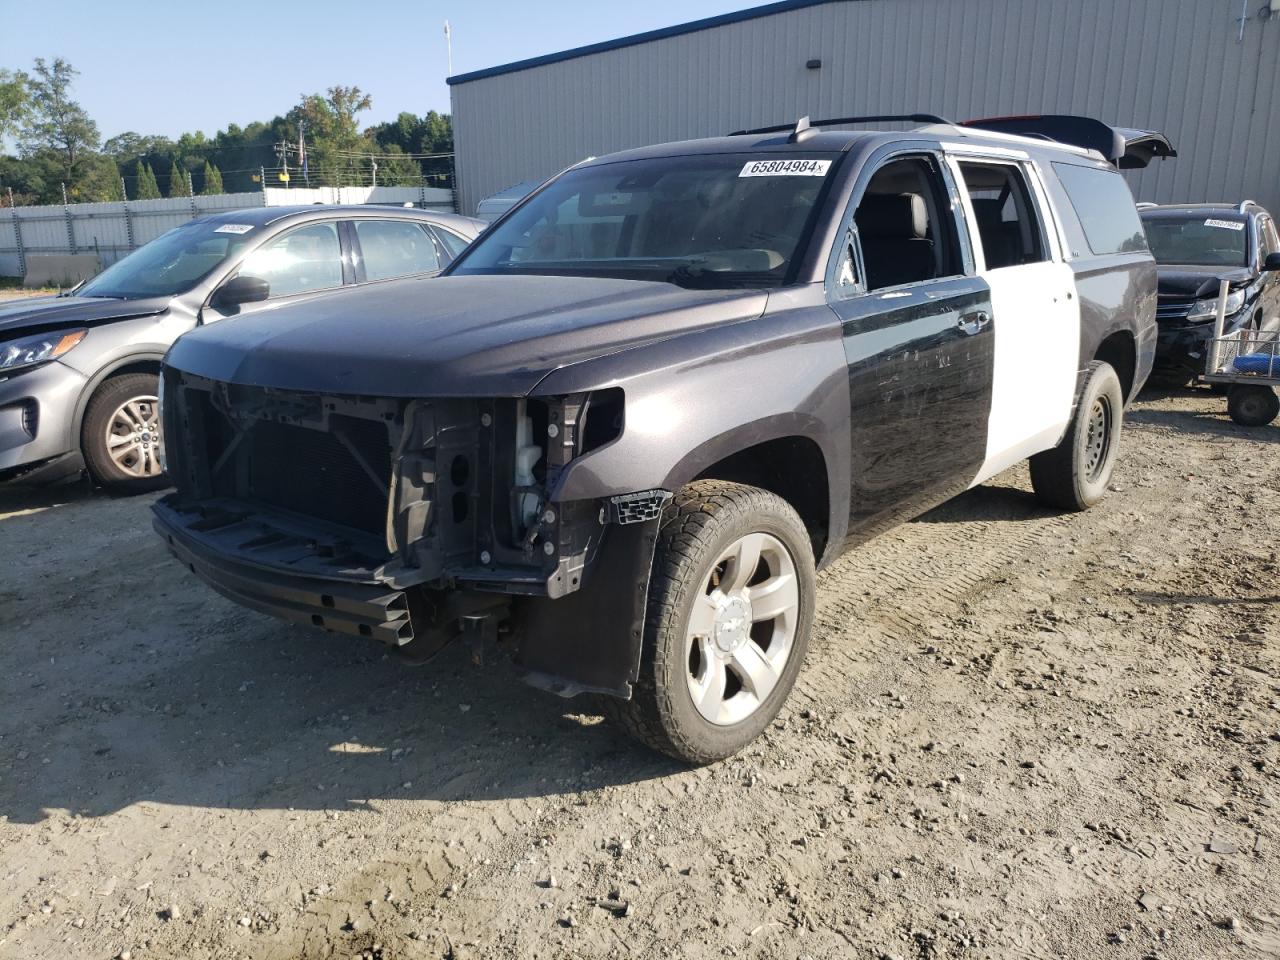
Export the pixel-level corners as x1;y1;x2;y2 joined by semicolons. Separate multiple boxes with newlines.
81;372;170;493
105;395;163;478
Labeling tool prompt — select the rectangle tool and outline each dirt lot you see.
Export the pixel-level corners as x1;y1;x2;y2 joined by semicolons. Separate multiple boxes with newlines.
1;386;1277;960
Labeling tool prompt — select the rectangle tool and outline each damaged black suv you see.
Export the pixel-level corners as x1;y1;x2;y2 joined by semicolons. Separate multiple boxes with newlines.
154;115;1163;763
1140;201;1280;378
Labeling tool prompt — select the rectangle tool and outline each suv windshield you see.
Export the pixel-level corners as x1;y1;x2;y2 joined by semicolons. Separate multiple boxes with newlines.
449;153;840;288
1142;214;1250;267
78;220;260;299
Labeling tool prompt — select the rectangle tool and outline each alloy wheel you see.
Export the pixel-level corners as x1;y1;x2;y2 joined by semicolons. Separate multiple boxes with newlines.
105;395;163;478
684;531;800;726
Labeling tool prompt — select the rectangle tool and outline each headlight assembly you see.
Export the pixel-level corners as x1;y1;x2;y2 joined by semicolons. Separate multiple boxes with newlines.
0;329;87;375
1186;289;1245;320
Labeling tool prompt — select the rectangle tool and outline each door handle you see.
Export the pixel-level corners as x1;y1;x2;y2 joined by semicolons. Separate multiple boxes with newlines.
957;310;990;336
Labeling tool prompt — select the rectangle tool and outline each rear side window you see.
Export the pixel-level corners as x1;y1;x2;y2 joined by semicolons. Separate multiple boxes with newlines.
355;220;441;281
1052;163;1148;256
958;162;1047;269
432;226;471;259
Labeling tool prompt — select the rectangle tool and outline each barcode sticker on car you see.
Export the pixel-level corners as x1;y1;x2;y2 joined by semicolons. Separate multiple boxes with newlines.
1204;218;1245;231
214;224;254;234
739;159;832;178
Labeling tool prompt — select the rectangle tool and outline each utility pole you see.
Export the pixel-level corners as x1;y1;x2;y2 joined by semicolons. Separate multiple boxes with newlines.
8;187;26;279
371;158;378;189
61;182;76;254
444;20;453;76
120;176;136;252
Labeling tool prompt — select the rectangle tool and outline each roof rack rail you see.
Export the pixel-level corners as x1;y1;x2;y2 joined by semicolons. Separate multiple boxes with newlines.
729;113;951;137
1135;202;1159;209
1238;200;1257;213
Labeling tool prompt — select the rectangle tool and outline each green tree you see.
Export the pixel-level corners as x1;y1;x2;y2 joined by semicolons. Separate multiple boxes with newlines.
201;161;224;195
167;158;187;197
135;161;161;200
18;58;100;188
0;68;29;142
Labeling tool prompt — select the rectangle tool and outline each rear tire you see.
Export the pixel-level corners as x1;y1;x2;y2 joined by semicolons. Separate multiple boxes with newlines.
81;373;168;493
1227;385;1279;427
1029;361;1124;511
602;480;815;765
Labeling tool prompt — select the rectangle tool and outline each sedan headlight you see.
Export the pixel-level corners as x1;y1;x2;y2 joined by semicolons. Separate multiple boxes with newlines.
1187;289;1245;320
0;329;88;374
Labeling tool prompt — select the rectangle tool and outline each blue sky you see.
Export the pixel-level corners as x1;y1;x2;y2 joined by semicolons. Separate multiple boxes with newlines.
3;0;759;142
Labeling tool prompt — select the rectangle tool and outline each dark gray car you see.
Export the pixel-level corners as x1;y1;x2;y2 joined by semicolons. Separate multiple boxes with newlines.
0;205;483;490
153;116;1165;763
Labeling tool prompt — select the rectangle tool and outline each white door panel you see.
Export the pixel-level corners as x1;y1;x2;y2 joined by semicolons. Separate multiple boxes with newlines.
970;261;1079;486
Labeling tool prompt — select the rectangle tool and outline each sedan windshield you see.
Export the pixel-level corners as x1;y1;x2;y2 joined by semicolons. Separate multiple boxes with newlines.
1142;215;1250;267
449;153;841;288
77;220;260;299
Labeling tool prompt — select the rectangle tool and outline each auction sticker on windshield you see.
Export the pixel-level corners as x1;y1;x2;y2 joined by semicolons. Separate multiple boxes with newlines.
214;224;254;235
1204;219;1245;231
739;159;832;177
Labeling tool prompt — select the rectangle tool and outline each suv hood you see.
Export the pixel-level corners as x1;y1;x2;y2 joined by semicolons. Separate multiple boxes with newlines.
1156;265;1254;299
0;294;170;338
165;274;768;397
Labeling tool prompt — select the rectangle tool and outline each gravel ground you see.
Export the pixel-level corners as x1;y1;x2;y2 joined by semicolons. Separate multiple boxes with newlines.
1;386;1277;960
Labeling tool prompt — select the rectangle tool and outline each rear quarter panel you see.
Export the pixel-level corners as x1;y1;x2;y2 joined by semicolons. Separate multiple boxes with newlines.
1071;253;1157;397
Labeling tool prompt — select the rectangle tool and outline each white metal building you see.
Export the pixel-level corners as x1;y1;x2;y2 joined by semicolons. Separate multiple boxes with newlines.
448;0;1280;216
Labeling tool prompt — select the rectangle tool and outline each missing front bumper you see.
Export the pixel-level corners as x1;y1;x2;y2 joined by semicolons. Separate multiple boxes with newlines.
154;503;416;646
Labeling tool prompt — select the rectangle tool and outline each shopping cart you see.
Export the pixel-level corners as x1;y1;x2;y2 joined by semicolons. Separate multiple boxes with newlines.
1202;280;1280;427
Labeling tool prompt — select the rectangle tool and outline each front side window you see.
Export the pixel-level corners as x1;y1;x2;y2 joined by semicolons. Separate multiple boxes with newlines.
850;155;962;291
239;222;344;298
355;220;441;281
958;161;1048;269
78;220;260;299
1141;214;1249;267
449;152;841;289
1053;162;1148;257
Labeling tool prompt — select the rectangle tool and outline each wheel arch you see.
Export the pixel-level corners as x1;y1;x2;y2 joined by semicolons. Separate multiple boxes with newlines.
662;422;838;565
1093;330;1137;402
72;353;165;442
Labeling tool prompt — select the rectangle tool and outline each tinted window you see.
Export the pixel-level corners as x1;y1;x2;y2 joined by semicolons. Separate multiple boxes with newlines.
959;162;1047;269
78;220;259;299
850;156;962;292
1141;214;1248;267
355;220;441;281
1052;163;1148;256
450;153;840;289
432;226;471;259
240;222;343;298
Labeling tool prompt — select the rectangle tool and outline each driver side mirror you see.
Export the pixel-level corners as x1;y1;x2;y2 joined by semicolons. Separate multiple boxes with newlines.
1264;252;1280;272
213;274;270;307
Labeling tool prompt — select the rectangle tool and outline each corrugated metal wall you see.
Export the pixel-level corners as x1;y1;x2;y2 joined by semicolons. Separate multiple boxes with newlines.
0;186;453;277
450;0;1280;216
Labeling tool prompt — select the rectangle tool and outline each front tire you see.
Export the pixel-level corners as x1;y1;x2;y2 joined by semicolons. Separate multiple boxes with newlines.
81;373;168;493
1029;360;1124;511
603;480;816;765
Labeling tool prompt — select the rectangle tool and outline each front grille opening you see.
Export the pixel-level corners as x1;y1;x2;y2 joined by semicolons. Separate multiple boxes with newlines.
246;415;392;536
189;385;395;539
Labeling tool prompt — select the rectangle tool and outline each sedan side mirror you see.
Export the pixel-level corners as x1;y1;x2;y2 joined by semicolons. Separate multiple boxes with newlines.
214;274;270;307
1264;252;1280;272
